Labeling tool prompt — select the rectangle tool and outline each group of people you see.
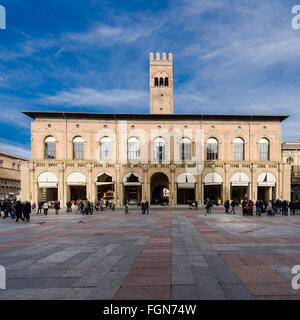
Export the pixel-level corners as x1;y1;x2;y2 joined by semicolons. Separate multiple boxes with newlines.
0;199;31;222
124;200;150;214
223;199;296;216
36;201;61;215
66;199;116;215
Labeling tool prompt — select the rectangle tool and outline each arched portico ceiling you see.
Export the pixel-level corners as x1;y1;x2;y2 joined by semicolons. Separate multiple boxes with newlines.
177;172;196;189
38;172;58;188
203;172;223;185
67;172;86;186
95;172;114;185
123;172;142;186
231;172;250;186
257;172;276;187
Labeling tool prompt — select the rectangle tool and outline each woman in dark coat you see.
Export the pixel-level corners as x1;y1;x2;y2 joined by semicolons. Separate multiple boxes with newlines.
16;201;25;222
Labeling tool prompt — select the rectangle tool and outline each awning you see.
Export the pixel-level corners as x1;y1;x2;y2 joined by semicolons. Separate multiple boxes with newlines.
204;172;223;185
124;182;141;186
177;183;195;189
38;172;58;188
258;172;276;187
67;172;86;186
177;172;196;183
96;182;114;186
177;172;196;189
123;172;142;186
231;172;250;186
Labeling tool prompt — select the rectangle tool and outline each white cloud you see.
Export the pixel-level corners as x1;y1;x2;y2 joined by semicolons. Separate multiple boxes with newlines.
38;87;147;109
0;138;31;159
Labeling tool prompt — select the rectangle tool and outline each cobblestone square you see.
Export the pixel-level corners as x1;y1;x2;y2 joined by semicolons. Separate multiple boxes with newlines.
0;208;300;300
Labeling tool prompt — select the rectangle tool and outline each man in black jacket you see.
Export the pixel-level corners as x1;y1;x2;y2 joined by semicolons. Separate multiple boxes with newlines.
16;201;25;222
23;201;31;222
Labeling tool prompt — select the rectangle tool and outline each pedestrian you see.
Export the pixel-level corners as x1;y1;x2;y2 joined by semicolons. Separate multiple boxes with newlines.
15;200;25;222
229;200;236;214
125;200;129;215
23;201;31;222
141;201;145;214
12;201;17;219
37;202;43;214
255;200;262;216
43;201;49;215
267;200;273;216
205;199;212;216
249;200;255;216
145;200;150;214
224;200;230;214
54;201;60;215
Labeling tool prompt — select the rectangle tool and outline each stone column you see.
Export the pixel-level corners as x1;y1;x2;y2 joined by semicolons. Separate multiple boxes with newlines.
249;164;254;201
195;173;200;203
143;167;148;202
170;166;175;205
119;182;123;207
58;166;64;206
87;166;92;201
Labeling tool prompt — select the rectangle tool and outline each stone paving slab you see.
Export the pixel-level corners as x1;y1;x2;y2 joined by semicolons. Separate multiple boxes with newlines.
0;208;300;300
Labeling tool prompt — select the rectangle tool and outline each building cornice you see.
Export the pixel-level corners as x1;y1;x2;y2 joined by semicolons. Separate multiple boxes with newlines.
22;111;289;122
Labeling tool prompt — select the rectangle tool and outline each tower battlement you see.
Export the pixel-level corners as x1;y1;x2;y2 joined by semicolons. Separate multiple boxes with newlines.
150;52;173;63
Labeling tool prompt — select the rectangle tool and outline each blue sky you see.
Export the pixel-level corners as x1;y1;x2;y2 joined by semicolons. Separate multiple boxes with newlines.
0;0;300;158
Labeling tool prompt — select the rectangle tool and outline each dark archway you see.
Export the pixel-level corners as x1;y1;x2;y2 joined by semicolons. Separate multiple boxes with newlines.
150;172;169;205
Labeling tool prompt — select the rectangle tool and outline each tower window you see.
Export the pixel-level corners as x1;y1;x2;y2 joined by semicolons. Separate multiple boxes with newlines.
165;77;169;86
154;78;158;86
159;77;164;86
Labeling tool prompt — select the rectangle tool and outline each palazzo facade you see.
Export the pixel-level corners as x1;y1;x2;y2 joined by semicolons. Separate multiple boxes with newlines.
21;53;291;206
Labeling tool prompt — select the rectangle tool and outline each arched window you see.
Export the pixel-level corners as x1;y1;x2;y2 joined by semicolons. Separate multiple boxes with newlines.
165;77;169;86
180;137;192;161
73;136;84;160
154;78;158;86
233;138;244;161
45;136;56;159
207;138;218;160
159;77;164;86
259;138;269;161
100;137;112;161
128;137;140;161
154;137;165;162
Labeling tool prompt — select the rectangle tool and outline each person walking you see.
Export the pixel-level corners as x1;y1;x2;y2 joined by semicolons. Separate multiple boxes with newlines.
229;200;236;214
141;201;145;214
145;200;150;214
205;199;212;216
54;201;60;215
255;200;262;216
23;201;31;222
43;201;49;215
125;200;129;215
248;200;254;216
224;200;230;214
37;202;43;214
15;200;25;222
267;200;273;216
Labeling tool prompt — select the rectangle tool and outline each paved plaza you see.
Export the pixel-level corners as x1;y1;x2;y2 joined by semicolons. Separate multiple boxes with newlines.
0;207;300;300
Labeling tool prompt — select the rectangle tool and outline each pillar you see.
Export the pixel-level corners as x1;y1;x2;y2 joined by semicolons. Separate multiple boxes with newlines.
170;168;175;205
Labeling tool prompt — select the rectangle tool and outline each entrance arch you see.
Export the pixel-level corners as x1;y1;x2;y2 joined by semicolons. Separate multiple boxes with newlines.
96;172;115;205
203;172;223;205
150;172;169;205
38;172;58;202
123;172;142;205
257;172;276;201
67;172;87;201
177;172;196;205
230;172;250;203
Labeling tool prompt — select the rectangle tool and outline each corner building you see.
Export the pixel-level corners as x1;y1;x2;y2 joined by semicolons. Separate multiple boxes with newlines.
21;53;291;206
